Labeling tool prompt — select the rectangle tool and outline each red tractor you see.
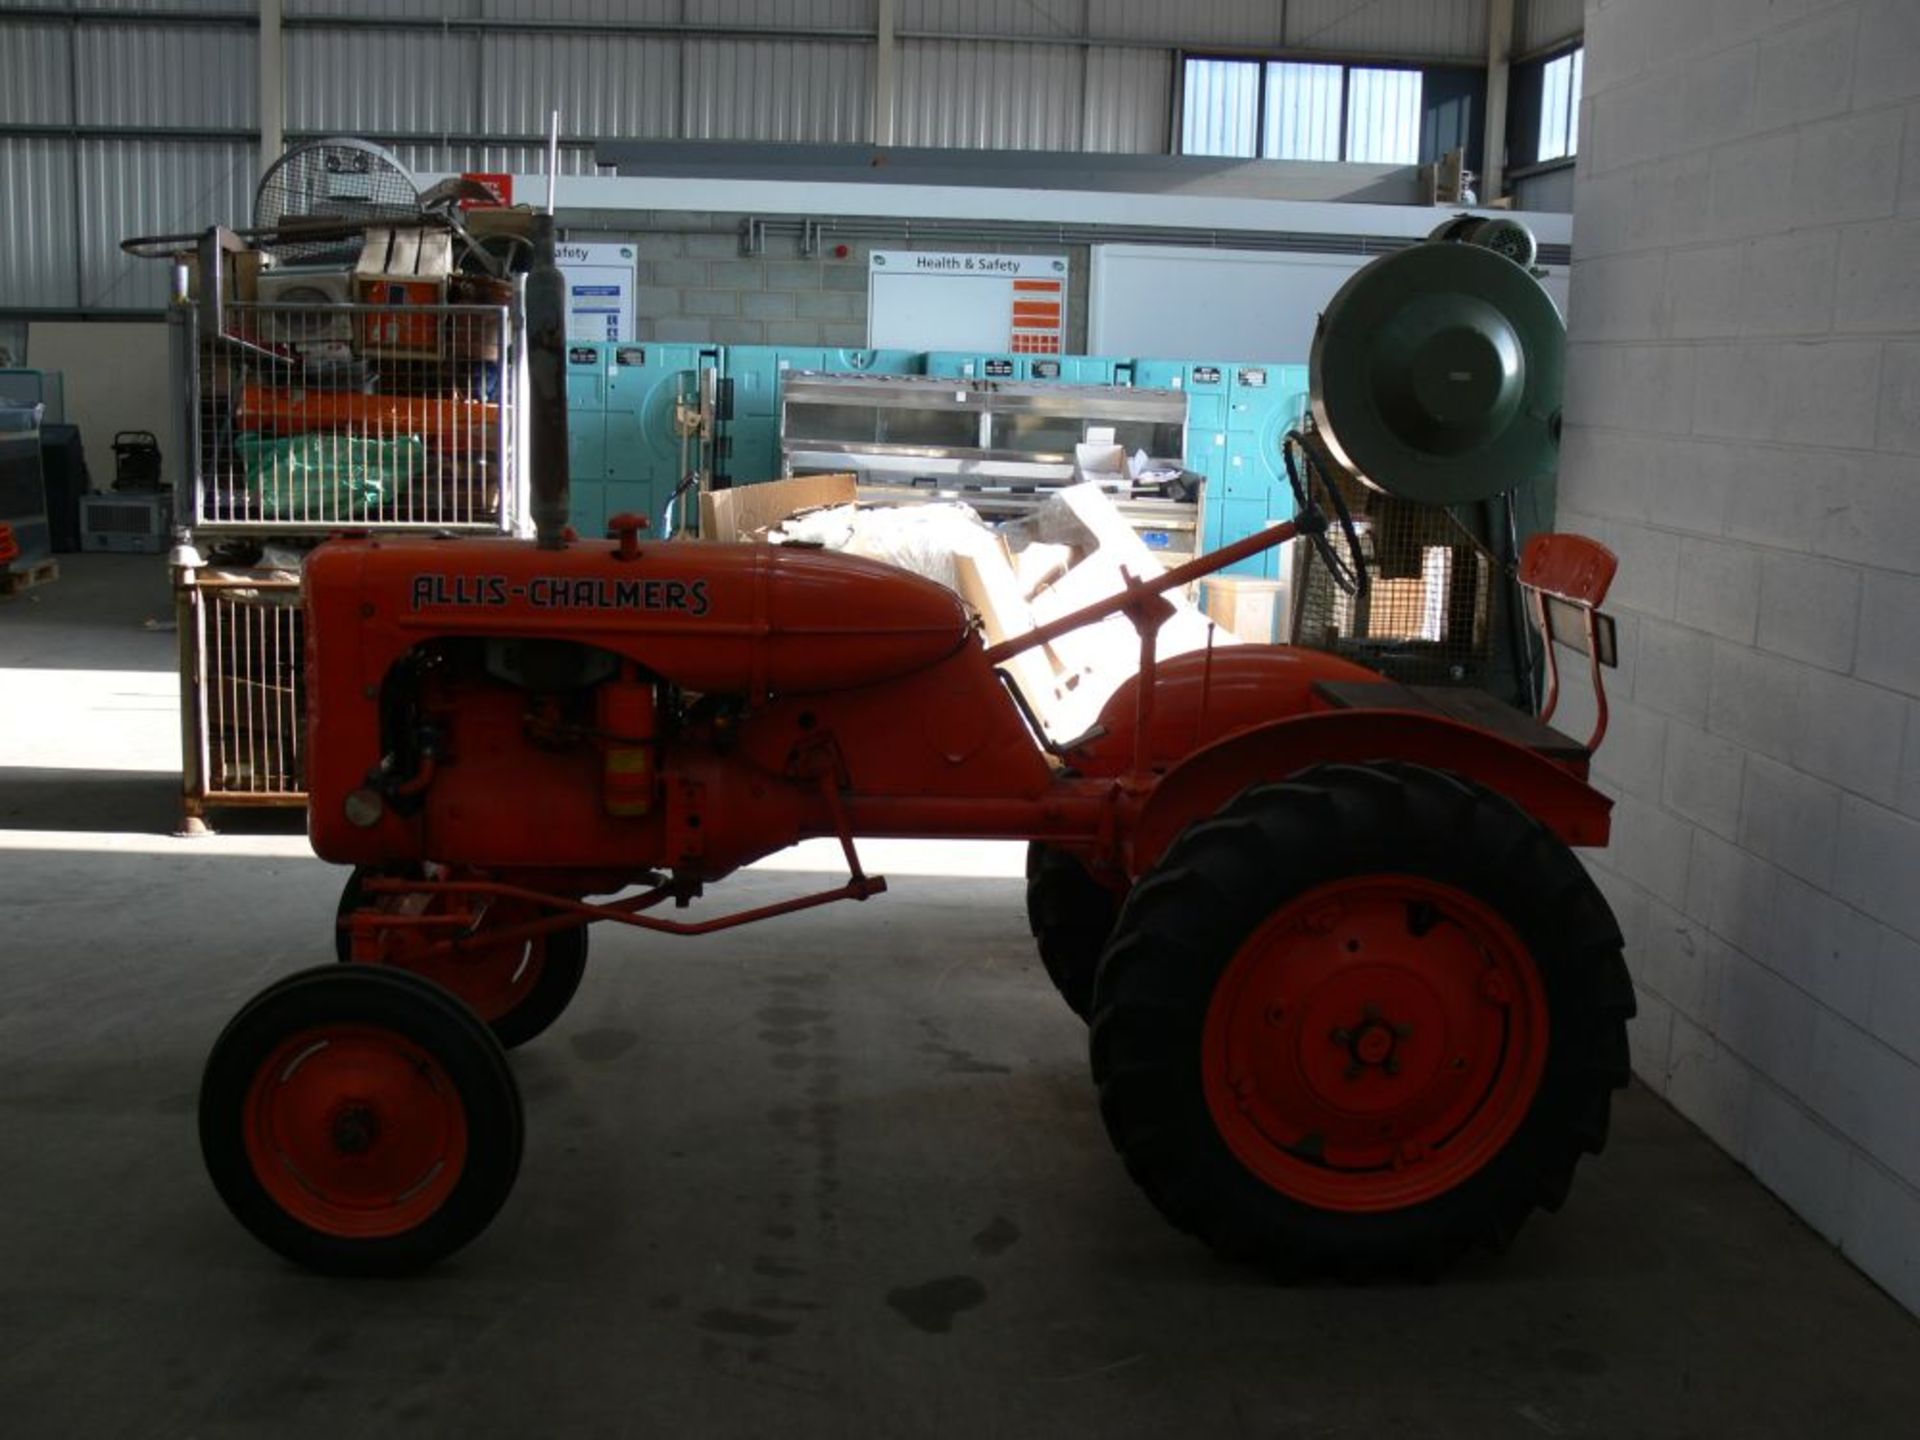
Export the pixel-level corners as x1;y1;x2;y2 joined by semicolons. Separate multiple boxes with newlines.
198;217;1632;1278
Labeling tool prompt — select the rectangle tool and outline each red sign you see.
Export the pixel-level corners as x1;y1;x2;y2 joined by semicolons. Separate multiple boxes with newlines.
460;172;513;209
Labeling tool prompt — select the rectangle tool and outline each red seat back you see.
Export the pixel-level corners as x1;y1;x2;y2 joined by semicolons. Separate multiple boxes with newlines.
1518;533;1618;752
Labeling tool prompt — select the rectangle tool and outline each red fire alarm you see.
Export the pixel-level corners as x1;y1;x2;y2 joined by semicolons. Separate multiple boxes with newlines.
833;244;850;259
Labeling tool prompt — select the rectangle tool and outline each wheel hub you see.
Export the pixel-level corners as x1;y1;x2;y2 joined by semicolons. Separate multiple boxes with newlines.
1203;874;1548;1213
243;1025;469;1239
329;1101;380;1155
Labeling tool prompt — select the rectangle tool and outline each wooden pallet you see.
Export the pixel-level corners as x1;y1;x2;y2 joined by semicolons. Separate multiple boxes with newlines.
0;557;59;597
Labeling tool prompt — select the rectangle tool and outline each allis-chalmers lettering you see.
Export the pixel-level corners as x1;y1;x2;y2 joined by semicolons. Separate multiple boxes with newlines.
411;573;712;615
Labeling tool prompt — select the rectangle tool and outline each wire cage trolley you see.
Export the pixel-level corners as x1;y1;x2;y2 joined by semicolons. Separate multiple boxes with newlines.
171;291;528;833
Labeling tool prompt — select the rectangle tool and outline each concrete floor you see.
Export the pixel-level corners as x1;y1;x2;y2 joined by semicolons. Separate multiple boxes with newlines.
4;554;1919;1439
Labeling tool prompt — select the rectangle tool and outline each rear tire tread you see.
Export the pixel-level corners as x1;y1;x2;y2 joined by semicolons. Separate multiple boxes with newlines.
1089;761;1634;1278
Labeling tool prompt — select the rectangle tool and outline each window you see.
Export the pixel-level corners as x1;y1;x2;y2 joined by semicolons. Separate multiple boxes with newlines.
1181;58;1259;157
1182;56;1424;165
1263;61;1343;161
1538;46;1583;161
1346;67;1424;164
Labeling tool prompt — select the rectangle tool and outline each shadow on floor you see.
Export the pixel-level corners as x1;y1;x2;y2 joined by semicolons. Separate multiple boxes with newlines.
0;768;307;836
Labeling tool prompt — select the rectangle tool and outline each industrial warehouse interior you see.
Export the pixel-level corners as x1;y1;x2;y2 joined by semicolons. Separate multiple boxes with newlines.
5;0;1920;1435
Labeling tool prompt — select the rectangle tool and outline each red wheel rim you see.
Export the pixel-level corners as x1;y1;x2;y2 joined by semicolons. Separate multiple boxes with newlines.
1202;875;1548;1213
243;1024;468;1238
366;894;549;1024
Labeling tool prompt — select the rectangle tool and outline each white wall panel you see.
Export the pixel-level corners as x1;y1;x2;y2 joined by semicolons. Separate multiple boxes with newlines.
894;40;1082;150
903;0;1085;39
0;23;71;126
1083;45;1170;154
477;0;682;21
286;0;461;17
1286;0;1486;60
682;39;871;142
76;23;258;129
482;33;679;139
286;28;478;135
0;137;78;308
1092;0;1282;47
392;141;603;178
64;0;254;11
76;140;256;309
688;0;872;28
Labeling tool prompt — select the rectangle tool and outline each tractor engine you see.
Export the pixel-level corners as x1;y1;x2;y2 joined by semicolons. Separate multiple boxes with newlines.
301;530;980;885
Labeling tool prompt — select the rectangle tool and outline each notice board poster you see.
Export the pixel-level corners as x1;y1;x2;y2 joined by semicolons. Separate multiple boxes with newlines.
867;251;1068;354
557;241;636;342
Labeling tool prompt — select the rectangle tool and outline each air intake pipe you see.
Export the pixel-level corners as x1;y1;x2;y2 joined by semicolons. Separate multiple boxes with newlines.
526;209;570;549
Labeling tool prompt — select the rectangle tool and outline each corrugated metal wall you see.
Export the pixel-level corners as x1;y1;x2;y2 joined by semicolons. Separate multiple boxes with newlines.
0;0;1524;313
1516;0;1584;55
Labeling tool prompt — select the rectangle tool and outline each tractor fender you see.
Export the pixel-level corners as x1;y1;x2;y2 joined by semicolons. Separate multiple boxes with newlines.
1066;645;1385;776
1128;708;1611;879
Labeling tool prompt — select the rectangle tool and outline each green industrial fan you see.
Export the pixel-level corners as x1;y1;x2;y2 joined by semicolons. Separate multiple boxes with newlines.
1289;223;1565;700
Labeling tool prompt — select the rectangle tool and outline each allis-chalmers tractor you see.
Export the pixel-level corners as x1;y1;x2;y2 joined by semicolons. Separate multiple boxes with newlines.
198;214;1633;1279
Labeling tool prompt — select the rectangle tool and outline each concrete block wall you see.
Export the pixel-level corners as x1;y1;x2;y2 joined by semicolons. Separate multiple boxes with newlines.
1563;0;1920;1314
576;211;1092;351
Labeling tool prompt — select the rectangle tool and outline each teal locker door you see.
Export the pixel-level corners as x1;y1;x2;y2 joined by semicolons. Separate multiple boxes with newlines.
720;346;783;484
1219;497;1275;577
566;342;610;413
569;412;608;488
812;347;923;375
1224;362;1310;503
1038;355;1121;385
1179;363;1230;429
570;480;609;542
771;347;830;374
855;348;925;375
607;343;707;533
725;346;782;419
565;343;611;488
925;352;1025;379
725;418;780;485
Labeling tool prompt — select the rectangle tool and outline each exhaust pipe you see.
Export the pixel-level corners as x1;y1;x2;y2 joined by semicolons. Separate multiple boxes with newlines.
527;114;569;549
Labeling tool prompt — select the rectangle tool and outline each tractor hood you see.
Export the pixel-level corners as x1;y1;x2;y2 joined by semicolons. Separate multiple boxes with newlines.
307;533;975;696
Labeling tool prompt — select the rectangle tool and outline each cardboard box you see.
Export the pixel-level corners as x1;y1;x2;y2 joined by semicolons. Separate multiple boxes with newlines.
1199;575;1289;645
355;225;453;359
699;473;857;542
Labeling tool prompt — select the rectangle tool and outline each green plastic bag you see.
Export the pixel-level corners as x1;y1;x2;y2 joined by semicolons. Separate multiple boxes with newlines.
235;432;425;520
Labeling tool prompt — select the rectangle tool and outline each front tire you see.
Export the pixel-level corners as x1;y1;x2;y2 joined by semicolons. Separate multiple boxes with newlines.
199;965;524;1275
1090;762;1633;1277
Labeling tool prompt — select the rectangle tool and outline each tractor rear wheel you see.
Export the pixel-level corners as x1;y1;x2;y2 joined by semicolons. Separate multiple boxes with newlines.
336;865;589;1050
1026;843;1122;1020
199;965;523;1275
1090;761;1633;1277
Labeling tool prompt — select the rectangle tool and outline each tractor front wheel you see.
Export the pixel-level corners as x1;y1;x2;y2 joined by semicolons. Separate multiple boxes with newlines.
336;866;589;1050
1090;762;1633;1277
199;965;523;1275
1025;843;1123;1020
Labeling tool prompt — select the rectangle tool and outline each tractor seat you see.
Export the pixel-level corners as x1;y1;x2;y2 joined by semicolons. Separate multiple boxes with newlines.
1310;531;1620;774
